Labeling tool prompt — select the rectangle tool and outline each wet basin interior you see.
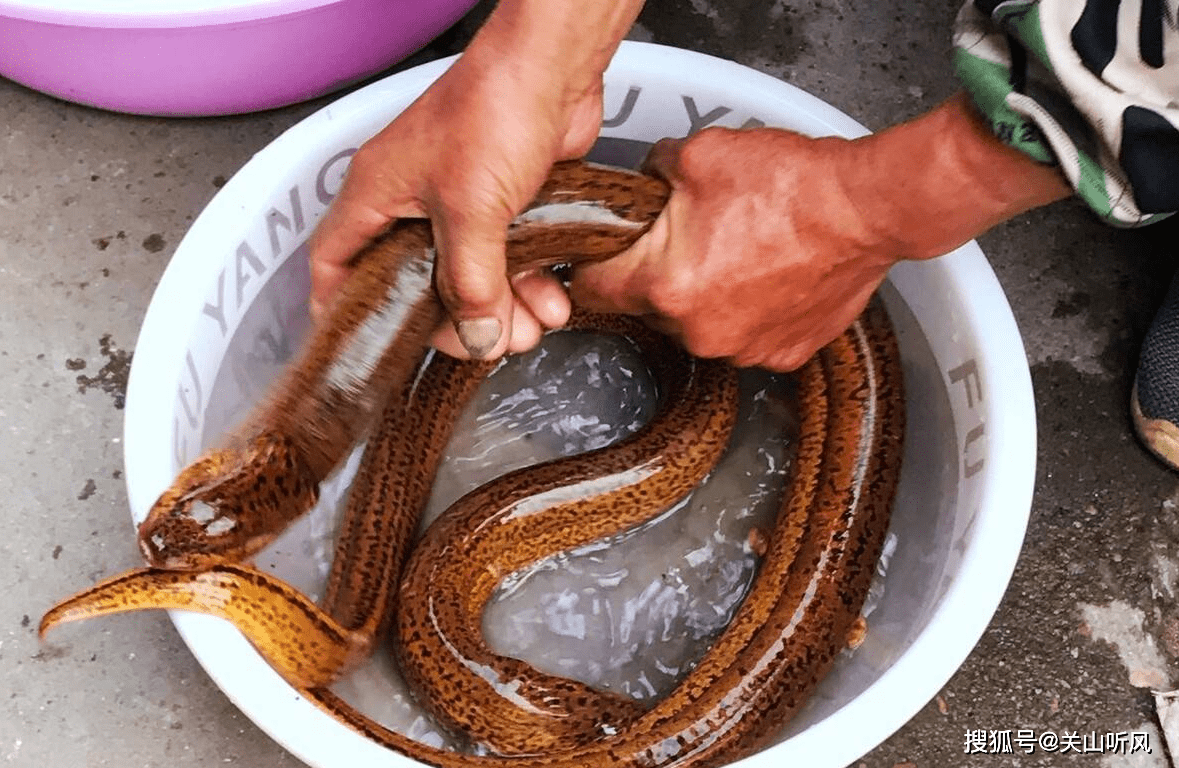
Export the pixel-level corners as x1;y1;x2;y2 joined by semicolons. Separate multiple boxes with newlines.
122;43;1035;768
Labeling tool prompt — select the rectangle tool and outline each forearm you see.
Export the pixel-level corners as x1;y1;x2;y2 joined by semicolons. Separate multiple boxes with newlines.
846;92;1071;262
467;0;645;101
953;1;1178;225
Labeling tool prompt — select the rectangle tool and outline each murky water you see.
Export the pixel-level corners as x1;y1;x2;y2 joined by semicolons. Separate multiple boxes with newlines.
255;328;806;746
198;245;916;750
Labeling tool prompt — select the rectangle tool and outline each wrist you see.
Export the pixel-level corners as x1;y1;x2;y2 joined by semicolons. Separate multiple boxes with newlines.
841;92;1070;261
470;0;640;104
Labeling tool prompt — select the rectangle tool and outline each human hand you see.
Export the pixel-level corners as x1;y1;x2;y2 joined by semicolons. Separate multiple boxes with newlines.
569;127;901;370
570;94;1071;370
308;50;596;359
307;1;643;360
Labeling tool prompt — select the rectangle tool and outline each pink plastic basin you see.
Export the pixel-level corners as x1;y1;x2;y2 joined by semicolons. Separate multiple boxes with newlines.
0;0;478;116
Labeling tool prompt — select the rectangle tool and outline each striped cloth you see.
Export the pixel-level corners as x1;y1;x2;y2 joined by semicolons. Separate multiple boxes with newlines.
954;0;1179;226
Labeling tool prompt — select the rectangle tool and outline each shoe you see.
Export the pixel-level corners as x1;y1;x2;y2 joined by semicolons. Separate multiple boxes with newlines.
1133;270;1179;470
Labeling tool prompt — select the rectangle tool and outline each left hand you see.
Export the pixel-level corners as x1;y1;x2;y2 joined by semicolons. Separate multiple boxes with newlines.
570;127;902;371
570;94;1072;371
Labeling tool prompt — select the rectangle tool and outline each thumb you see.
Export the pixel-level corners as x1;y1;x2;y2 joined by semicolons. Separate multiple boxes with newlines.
569;137;691;314
569;206;668;317
308;200;395;321
641;136;690;186
431;212;515;360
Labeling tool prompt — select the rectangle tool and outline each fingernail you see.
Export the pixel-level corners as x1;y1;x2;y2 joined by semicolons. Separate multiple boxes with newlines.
456;317;503;359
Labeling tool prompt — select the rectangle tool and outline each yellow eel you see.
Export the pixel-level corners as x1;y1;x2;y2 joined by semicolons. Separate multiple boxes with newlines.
40;160;905;768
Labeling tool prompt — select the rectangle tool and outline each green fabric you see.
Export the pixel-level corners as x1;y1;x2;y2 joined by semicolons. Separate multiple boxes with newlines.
995;2;1051;72
953;0;1177;226
953;48;1055;165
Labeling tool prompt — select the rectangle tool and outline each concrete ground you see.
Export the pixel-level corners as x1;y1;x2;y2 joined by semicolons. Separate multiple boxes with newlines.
2;1;1177;766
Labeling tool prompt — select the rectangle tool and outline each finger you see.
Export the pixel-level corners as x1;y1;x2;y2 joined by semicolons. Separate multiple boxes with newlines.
428;295;546;358
641;137;689;184
735;321;822;372
558;83;605;159
308;259;353;322
505;301;546;355
511;270;571;330
757;346;811;373
308;192;404;320
637;312;683;340
568;209;669;316
428;323;470;360
431;213;515;360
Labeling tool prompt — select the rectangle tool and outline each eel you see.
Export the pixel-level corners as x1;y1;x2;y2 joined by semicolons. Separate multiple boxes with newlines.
40;160;905;768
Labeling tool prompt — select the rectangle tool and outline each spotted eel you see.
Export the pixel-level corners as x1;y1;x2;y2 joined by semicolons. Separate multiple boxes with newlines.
40;160;905;768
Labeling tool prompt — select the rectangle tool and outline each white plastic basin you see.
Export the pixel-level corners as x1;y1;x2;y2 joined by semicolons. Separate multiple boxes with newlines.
123;42;1035;768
